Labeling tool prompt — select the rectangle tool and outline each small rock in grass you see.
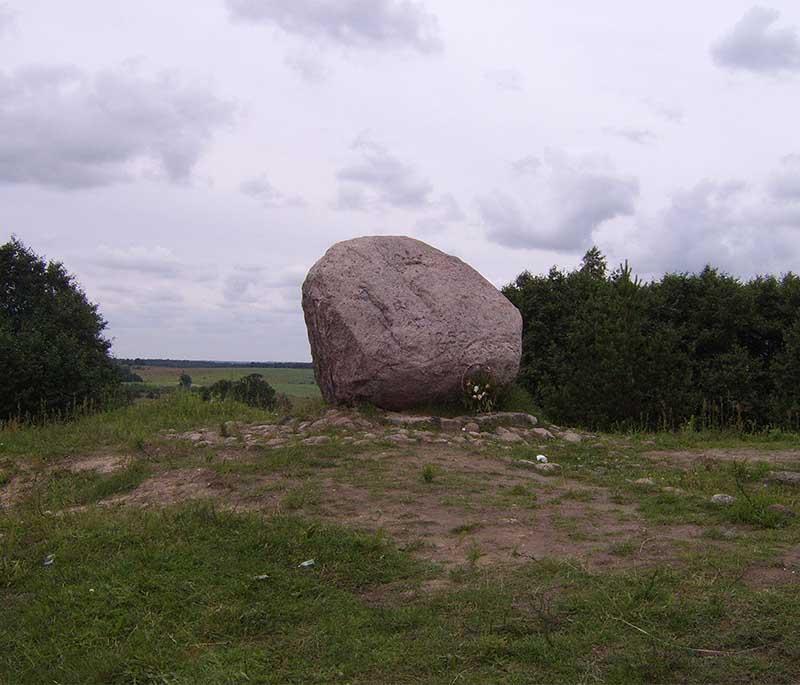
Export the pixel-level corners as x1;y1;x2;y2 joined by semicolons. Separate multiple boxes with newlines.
536;454;548;464
536;463;561;474
463;422;479;433
302;436;331;446
633;478;656;487
662;486;685;495
711;493;735;506
440;418;462;433
265;439;287;448
561;431;583;444
532;428;555;440
767;471;800;487
496;430;523;444
767;504;796;519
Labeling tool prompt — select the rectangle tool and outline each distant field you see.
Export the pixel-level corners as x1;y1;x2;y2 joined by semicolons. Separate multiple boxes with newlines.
133;366;320;398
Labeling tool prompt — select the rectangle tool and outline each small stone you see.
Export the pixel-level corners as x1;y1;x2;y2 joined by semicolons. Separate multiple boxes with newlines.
532;427;555;440
265;438;287;447
362;432;378;440
767;471;800;487
536;463;561;474
309;419;329;432
439;418;462;433
297;421;312;432
662;486;685;495
633;478;656;487
302;436;331;446
463;422;479;433
711;494;735;506
561;431;583;443
767;504;796;518
497;430;523;443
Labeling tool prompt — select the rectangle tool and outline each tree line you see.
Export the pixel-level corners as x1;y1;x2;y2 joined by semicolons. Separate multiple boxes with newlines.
502;248;800;431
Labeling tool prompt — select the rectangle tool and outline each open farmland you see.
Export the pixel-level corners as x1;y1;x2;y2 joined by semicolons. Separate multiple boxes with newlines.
133;365;320;398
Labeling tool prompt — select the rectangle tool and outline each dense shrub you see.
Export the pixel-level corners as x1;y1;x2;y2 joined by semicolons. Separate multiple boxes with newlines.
0;238;120;422
503;248;800;431
201;374;277;410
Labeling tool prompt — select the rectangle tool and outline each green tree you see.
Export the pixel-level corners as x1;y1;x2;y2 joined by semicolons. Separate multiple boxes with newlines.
178;373;193;389
0;238;119;421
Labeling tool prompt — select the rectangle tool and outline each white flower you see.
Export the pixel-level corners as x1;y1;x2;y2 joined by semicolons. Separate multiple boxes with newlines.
473;385;479;393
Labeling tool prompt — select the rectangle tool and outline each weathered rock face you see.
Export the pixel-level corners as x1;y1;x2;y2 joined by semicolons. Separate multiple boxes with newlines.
302;236;522;410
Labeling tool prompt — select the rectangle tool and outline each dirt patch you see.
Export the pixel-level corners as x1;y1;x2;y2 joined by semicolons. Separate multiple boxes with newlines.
742;546;800;590
312;446;706;570
643;449;800;469
99;467;292;512
65;454;131;474
360;578;453;607
0;475;31;509
101;468;231;507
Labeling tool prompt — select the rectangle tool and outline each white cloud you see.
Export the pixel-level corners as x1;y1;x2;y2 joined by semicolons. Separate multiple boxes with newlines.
480;151;639;251
0;65;233;189
510;156;540;176
768;154;800;201
226;0;442;53
608;164;800;276
336;136;434;210
484;68;524;92
0;3;15;35
712;7;800;74
605;127;658;145
240;175;306;208
284;51;330;83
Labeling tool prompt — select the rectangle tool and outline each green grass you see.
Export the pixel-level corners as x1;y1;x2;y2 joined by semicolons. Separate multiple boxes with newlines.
3;396;800;683
134;366;321;398
2;505;799;684
0;392;276;461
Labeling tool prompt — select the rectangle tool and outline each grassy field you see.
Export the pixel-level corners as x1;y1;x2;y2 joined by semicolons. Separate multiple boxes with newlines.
2;394;800;683
133;365;320;398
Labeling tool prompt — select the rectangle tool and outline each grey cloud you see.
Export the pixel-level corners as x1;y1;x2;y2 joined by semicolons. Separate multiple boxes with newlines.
641;97;684;124
415;193;465;233
768;154;800;201
510;155;540;176
226;0;442;53
614;171;800;276
484;69;524;92
480;154;639;251
90;246;217;282
605;127;658;145
0;65;233;189
712;7;800;74
0;3;14;35
284;51;329;83
240;175;306;208
223;264;307;304
336;137;433;210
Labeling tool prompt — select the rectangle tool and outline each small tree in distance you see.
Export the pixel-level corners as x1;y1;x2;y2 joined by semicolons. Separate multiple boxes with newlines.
178;372;193;390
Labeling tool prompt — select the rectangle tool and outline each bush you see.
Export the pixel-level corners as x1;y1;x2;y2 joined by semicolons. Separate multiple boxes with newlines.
503;248;800;431
0;238;119;422
201;374;277;410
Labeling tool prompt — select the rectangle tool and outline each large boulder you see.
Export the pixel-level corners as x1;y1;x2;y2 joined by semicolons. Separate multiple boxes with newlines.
302;236;522;409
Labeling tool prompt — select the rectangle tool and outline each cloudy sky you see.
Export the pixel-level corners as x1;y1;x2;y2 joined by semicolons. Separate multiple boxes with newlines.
2;1;800;360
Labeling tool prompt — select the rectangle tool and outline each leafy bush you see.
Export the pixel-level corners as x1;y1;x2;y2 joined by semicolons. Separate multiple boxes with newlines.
201;374;277;410
503;248;800;431
178;373;193;389
0;238;119;422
